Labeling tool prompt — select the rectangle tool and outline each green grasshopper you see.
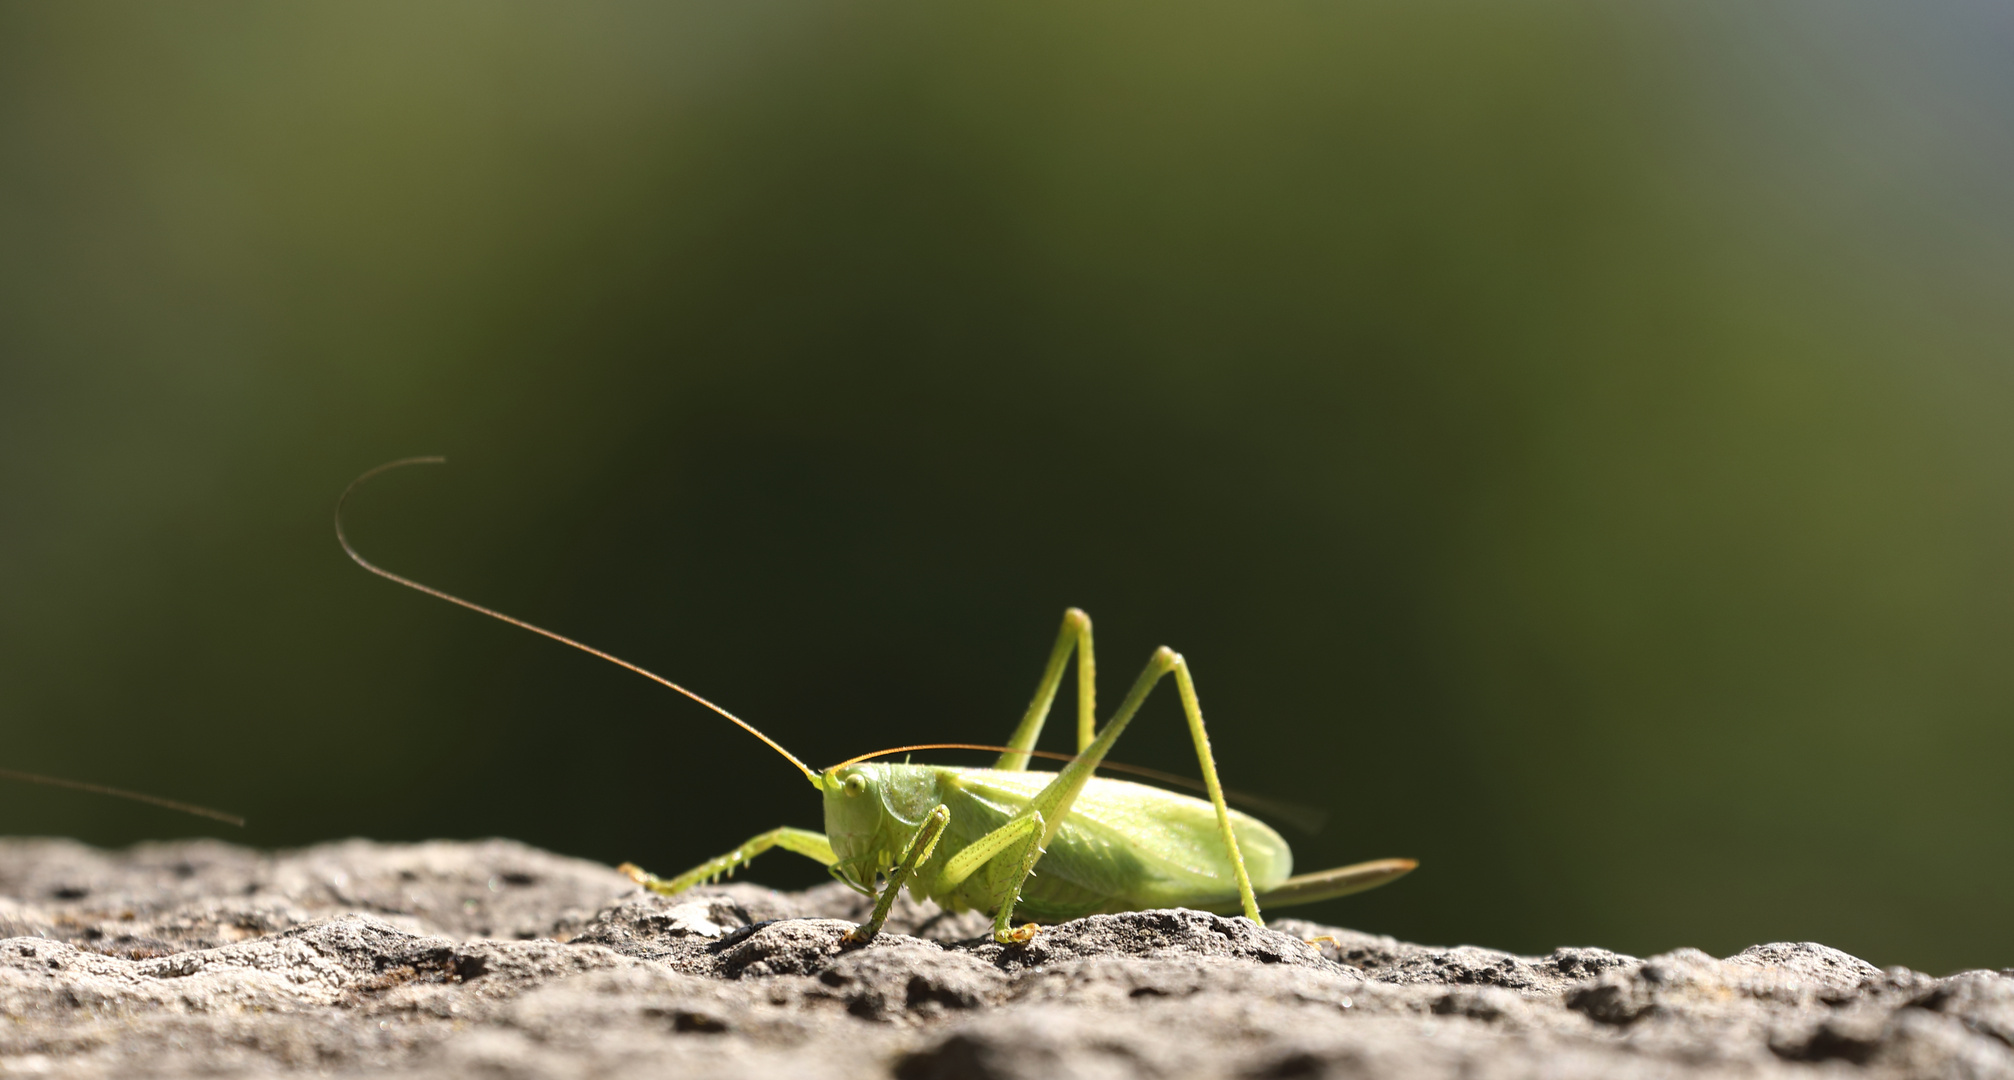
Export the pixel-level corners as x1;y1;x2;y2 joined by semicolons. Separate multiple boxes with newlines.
339;459;1416;945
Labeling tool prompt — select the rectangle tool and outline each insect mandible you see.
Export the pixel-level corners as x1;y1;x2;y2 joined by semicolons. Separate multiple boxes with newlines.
337;458;1416;945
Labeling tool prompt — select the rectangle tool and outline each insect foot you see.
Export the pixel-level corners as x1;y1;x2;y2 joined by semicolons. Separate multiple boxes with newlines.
996;922;1042;946
617;862;684;898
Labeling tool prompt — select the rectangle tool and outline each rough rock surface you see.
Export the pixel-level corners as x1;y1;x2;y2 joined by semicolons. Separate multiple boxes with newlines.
2;839;2011;1079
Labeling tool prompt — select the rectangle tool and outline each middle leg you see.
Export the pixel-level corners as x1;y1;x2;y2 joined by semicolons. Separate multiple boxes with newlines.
936;810;1049;944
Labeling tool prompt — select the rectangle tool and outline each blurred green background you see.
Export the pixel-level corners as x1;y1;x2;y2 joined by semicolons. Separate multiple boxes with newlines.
3;1;2011;974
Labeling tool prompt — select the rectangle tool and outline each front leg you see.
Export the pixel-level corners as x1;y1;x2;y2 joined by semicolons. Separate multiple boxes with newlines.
620;827;836;896
846;804;952;944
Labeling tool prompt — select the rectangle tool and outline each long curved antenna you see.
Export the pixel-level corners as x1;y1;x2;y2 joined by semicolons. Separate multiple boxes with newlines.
336;457;820;786
826;743;1328;834
0;768;245;826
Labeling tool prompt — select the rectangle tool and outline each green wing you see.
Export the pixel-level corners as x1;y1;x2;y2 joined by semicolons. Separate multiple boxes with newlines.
936;768;1292;919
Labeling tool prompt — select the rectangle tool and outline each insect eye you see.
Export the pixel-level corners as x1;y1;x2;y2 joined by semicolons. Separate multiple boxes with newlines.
843;774;868;796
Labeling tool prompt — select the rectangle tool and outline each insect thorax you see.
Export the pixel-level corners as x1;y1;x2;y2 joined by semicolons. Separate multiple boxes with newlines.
821;763;945;878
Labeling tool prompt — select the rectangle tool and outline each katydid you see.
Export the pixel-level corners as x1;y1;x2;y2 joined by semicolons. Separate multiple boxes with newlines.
338;458;1415;945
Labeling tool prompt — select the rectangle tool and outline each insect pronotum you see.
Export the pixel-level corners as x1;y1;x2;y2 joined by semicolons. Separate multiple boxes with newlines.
337;458;1416;944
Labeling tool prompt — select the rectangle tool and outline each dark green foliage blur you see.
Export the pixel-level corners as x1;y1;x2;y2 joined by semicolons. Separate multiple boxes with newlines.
3;2;2011;973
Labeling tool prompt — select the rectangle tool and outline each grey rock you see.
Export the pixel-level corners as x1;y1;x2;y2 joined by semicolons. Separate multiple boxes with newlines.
1;838;2010;1079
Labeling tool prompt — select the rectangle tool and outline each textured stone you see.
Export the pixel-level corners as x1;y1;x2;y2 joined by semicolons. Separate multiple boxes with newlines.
2;838;2011;1079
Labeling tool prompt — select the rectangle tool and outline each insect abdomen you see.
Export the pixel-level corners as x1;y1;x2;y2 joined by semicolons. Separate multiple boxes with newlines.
929;768;1292;922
